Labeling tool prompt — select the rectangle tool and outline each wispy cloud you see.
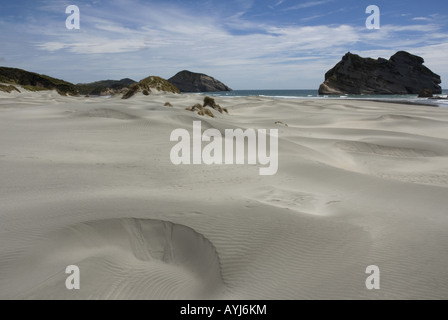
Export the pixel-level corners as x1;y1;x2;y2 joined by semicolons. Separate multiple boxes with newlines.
1;0;447;89
285;0;334;11
413;17;431;21
300;14;328;22
274;0;285;6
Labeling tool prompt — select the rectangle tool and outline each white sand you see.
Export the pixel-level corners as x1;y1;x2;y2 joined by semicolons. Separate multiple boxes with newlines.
1;89;448;300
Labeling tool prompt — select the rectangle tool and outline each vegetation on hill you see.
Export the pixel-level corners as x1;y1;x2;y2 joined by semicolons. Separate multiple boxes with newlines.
76;78;136;96
0;84;21;93
122;76;180;99
0;67;78;96
0;67;187;98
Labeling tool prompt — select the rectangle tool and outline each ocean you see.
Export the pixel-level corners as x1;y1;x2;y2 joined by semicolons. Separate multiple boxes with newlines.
199;89;448;108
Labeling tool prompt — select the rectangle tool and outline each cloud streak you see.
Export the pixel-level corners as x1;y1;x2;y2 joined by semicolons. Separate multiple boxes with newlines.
285;0;334;11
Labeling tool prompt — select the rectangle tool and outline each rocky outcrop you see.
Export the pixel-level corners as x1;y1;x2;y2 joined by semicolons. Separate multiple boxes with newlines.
76;79;136;96
122;76;180;99
418;88;434;98
168;70;232;93
319;51;442;95
0;67;78;96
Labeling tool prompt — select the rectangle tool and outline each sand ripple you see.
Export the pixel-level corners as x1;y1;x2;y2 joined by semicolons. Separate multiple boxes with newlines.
19;218;224;300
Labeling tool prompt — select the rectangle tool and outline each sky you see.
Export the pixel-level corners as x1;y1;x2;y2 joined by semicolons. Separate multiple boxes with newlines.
1;0;447;89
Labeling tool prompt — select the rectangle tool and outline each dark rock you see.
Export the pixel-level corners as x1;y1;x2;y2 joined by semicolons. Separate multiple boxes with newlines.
418;88;433;98
429;96;448;100
168;70;232;93
319;51;442;95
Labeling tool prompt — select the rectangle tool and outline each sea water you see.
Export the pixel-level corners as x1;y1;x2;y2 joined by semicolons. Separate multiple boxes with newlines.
198;89;448;108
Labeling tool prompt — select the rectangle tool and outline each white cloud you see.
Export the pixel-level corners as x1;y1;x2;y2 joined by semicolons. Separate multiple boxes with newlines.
34;5;363;58
3;0;448;88
285;0;334;10
411;42;448;75
274;0;285;6
389;24;441;32
413;17;431;21
36;42;68;52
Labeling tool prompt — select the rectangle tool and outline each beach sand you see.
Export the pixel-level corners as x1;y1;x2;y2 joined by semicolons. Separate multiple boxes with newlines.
1;90;448;299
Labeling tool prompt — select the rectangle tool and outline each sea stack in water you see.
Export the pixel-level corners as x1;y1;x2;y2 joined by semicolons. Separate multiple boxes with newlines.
318;51;442;95
168;70;232;93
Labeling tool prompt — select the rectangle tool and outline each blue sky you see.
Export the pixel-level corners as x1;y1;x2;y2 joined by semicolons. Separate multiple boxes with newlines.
1;0;447;89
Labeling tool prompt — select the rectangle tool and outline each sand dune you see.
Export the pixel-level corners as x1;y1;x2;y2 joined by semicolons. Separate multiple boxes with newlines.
1;90;448;299
10;218;224;300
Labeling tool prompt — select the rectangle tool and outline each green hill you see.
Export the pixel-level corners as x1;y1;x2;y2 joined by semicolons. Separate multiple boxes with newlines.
76;78;136;96
122;76;180;99
0;67;78;96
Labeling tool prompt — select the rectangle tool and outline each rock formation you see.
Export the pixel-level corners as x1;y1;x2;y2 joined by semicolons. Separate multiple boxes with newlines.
418;88;434;98
318;51;442;95
168;70;232;93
